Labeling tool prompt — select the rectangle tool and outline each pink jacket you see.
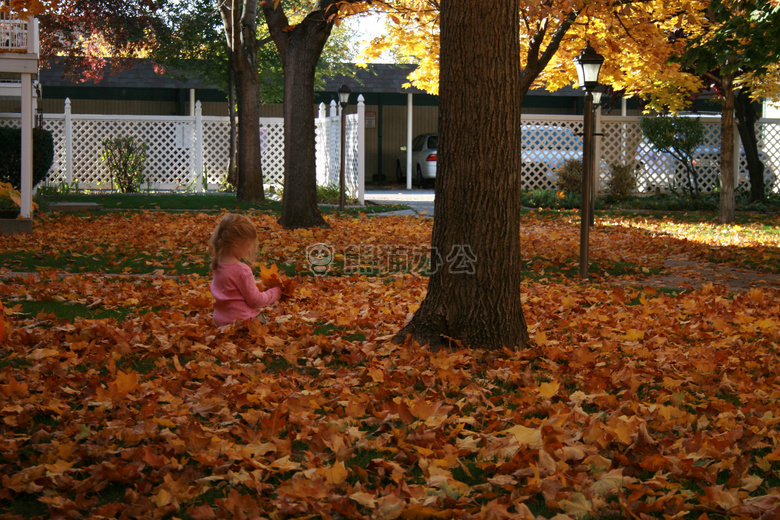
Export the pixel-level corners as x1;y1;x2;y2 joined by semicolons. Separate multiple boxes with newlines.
210;262;282;326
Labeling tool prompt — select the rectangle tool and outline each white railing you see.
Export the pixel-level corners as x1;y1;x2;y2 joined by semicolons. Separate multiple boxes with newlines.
0;10;38;54
0;96;367;200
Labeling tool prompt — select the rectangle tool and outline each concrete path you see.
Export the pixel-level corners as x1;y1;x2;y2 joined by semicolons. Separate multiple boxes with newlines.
365;189;435;216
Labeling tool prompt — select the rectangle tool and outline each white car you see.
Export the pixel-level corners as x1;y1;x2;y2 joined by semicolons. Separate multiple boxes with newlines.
396;133;438;188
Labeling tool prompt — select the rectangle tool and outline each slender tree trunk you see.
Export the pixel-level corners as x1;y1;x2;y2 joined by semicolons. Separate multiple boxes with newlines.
226;58;238;189
395;1;529;350
734;89;766;204
264;2;344;229
220;0;264;203
720;75;736;224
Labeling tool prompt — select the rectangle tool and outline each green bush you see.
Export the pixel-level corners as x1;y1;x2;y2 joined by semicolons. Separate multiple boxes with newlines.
640;116;705;198
317;183;357;205
101;136;149;193
605;163;637;201
0;127;55;189
554;159;583;194
522;189;581;209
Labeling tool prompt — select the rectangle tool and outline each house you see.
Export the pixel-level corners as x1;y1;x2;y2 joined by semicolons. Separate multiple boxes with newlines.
0;7;38;229
3;57;728;185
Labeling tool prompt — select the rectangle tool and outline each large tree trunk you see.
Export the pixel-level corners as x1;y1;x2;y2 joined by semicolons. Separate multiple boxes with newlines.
264;3;335;229
395;1;530;350
734;89;766;204
220;0;264;203
720;75;736;224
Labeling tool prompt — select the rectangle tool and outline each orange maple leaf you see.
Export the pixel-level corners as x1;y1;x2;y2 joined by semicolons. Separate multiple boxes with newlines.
259;264;296;300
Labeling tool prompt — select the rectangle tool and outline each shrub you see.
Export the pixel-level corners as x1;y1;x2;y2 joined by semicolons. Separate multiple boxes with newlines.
555;159;583;194
0;127;55;189
606;163;637;201
640;116;705;198
101;136;149;193
316;184;357;205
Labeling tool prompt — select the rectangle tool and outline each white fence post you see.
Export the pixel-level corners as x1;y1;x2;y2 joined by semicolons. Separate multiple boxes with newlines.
318;102;327;119
195;101;204;192
64;98;73;186
357;94;365;205
329;100;338;117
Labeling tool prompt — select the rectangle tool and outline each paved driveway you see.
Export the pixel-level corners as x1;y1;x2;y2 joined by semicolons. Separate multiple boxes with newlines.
365;189;435;216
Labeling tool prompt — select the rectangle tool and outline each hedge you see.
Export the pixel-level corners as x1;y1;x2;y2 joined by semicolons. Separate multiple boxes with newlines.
0;127;55;189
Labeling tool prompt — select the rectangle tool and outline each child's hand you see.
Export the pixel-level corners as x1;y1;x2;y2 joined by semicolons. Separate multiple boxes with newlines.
259;264;296;300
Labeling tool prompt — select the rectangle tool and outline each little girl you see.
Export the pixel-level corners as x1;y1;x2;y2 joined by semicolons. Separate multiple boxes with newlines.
209;213;281;327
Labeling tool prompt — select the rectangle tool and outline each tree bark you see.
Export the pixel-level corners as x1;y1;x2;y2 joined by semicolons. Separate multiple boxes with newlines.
220;0;264;203
264;2;338;229
720;74;736;224
226;57;238;189
734;89;766;204
394;0;530;350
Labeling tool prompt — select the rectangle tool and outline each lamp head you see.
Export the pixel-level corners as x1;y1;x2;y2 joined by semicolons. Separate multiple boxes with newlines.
573;43;604;92
338;84;351;106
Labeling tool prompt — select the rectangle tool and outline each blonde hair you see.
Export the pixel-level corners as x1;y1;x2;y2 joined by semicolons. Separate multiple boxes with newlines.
209;214;259;270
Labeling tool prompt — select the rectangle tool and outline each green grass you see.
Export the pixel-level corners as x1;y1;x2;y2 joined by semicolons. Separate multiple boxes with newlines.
9;300;133;322
36;192;409;215
522;189;780;214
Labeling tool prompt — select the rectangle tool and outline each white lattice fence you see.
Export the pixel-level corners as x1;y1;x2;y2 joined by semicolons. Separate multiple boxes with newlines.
40;116;66;185
521;117;584;190
345;114;360;198
68;117;193;190
201;117;229;187
259;119;285;186
757;120;780;193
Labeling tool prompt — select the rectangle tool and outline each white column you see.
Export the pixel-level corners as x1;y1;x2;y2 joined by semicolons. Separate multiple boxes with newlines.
195;101;204;192
406;93;413;190
357;94;366;205
20;73;33;218
190;89;196;117
64;98;73;185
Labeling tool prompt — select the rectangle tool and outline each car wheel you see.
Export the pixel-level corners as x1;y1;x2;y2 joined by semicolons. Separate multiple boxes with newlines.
396;162;404;184
416;166;425;189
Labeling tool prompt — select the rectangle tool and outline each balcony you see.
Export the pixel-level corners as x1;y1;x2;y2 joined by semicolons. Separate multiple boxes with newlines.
1;11;39;74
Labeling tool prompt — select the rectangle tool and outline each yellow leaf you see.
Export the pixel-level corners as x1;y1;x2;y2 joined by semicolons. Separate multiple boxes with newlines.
368;367;384;383
113;370;138;395
155;488;172;507
320;461;349;485
538;379;560;398
503;425;542;449
590;468;636;496
623;329;644;341
350;491;377;508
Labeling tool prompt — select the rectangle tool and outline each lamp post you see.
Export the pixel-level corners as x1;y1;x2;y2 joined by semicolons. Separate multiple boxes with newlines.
573;43;604;280
338;83;351;210
588;86;605;227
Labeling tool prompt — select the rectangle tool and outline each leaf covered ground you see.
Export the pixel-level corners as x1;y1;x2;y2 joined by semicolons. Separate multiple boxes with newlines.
1;209;779;519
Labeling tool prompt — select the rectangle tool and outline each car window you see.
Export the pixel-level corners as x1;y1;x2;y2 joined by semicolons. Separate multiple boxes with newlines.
427;135;438;150
412;135;426;151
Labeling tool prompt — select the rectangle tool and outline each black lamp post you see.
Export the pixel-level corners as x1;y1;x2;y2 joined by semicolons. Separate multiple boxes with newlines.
338;84;351;210
573;43;604;280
